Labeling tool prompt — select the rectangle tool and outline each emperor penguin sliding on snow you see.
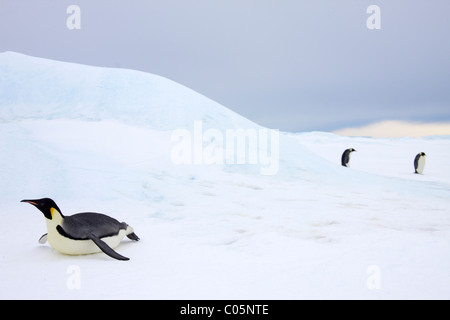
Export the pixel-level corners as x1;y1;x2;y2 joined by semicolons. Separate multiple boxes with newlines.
414;152;426;174
21;198;139;261
341;148;356;167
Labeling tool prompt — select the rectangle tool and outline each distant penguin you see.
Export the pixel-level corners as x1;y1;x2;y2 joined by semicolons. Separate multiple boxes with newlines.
21;198;139;261
341;148;356;167
414;152;426;174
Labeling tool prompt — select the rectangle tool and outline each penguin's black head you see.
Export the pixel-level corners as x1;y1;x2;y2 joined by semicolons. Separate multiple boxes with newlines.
21;198;63;220
420;152;426;156
350;148;356;152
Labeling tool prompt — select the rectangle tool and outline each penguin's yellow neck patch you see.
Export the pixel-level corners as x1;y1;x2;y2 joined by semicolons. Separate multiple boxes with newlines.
50;207;62;221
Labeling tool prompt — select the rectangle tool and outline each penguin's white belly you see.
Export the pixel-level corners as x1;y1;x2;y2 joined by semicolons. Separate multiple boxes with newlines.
47;228;126;256
417;157;426;174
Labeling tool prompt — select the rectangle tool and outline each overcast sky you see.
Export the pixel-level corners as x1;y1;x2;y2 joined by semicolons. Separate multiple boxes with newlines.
1;0;449;132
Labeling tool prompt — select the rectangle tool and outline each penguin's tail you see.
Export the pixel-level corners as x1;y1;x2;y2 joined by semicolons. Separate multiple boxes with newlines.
127;232;140;241
124;224;140;241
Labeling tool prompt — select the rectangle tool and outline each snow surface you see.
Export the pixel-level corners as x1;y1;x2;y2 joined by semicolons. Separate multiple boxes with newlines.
1;52;449;299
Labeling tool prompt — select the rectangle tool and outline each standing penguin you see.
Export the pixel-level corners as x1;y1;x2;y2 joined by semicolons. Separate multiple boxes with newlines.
414;152;426;174
21;198;139;261
341;148;356;167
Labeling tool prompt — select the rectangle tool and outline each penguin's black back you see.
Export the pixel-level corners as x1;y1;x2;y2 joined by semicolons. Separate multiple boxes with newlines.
61;212;128;240
341;149;351;167
414;153;423;173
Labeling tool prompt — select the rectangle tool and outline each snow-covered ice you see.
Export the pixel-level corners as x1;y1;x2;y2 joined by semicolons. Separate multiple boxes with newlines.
0;52;449;299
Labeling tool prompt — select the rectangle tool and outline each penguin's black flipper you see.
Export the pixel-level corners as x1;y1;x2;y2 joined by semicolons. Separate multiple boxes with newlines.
39;233;48;244
88;233;130;261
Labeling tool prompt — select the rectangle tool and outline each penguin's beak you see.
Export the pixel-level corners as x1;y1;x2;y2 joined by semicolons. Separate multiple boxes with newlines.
21;199;38;206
